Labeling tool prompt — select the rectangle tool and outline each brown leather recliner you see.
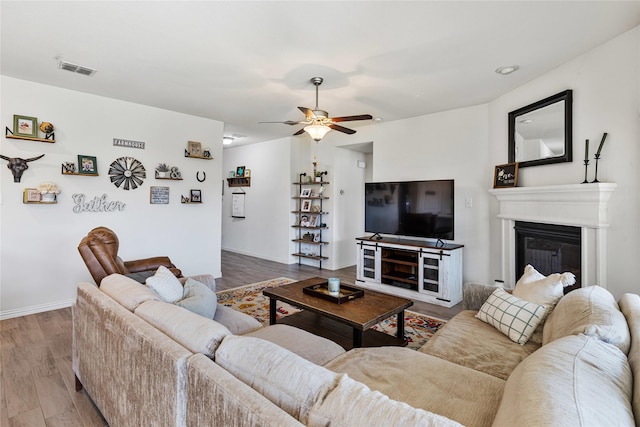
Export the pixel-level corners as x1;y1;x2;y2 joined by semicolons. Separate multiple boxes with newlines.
78;226;182;286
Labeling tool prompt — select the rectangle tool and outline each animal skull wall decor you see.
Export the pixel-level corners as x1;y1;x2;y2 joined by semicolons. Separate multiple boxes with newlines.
0;154;45;182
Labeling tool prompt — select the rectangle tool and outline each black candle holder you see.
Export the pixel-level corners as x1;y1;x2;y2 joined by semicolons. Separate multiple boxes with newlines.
581;159;590;184
591;154;601;183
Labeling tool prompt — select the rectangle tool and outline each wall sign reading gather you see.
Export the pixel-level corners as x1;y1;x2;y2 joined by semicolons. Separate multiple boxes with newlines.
72;194;126;213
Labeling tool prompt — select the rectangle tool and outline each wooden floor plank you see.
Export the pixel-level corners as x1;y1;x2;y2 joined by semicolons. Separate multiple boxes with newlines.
8;407;46;427
34;372;75;419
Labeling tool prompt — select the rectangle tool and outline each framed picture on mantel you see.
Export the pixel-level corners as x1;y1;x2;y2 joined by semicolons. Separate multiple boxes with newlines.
493;162;519;188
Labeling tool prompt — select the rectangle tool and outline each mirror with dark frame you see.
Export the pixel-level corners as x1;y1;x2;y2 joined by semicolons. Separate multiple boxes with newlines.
508;90;573;168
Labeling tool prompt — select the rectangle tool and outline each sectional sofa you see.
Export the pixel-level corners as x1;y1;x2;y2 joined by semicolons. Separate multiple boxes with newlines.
72;273;639;426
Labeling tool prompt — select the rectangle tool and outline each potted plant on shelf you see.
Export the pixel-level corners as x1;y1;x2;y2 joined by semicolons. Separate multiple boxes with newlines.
37;182;61;202
156;163;170;178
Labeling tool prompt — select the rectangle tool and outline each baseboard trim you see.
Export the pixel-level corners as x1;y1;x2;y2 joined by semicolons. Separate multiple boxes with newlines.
221;247;290;265
0;298;75;320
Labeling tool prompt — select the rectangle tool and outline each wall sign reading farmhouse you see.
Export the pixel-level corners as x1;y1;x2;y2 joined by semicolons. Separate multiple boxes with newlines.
72;193;126;213
113;138;145;150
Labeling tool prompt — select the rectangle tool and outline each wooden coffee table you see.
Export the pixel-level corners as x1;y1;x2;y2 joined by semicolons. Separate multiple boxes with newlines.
263;277;413;350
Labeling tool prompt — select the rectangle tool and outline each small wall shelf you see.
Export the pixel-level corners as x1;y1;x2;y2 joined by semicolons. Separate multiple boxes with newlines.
292;239;328;245
227;177;251;187
181;201;202;204
5;128;55;143
156;177;183;181
184;153;213;160
62;172;99;177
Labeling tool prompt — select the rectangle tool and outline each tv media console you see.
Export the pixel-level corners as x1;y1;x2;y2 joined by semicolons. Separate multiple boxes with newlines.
355;236;464;308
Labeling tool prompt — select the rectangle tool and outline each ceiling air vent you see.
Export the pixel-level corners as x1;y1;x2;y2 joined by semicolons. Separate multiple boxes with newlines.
58;60;97;77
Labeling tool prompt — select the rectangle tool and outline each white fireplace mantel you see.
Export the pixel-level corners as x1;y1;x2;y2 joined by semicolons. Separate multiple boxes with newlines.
489;183;617;288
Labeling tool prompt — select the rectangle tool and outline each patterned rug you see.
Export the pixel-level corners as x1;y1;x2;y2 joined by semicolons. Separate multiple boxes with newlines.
216;277;446;351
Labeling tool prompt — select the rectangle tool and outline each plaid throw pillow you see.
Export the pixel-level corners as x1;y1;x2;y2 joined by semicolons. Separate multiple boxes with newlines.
476;288;547;345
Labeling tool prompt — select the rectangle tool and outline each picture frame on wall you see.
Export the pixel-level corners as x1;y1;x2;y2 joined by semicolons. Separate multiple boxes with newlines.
190;189;202;203
188;141;202;157
235;166;245;177
78;155;98;175
13;115;38;137
23;188;41;203
493;162;519;188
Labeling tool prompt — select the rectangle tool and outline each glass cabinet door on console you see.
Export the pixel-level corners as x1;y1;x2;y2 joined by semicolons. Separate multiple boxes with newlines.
357;242;381;283
419;249;463;306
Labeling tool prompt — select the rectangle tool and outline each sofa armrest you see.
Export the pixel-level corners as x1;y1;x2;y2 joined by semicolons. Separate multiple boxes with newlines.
124;256;182;278
462;283;500;311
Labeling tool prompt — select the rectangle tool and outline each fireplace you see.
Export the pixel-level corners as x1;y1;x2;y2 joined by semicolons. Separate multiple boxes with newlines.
490;183;616;289
515;221;581;292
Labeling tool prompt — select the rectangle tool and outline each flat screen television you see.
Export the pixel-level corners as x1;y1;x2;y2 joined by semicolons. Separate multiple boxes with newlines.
365;179;454;240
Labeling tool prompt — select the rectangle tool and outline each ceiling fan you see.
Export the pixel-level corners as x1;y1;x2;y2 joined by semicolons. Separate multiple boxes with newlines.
260;77;373;141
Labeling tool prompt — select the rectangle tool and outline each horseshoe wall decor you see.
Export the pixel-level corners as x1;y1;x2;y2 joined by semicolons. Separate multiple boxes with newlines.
196;171;206;182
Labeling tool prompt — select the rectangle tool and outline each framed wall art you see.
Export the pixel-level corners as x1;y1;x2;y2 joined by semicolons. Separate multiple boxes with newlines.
188;141;202;157
13;115;38;137
150;186;170;204
190;189;202;203
78;155;98;175
236;165;245;177
493;162;519;188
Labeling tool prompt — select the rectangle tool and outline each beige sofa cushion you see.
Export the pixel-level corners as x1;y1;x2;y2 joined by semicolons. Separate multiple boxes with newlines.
215;335;341;424
308;374;463;427
213;304;262;335
420;310;539;380
135;300;231;358
245;324;345;365
493;334;634;427
543;285;631;354
325;346;503;427
100;273;160;311
186;354;304;427
618;293;640;422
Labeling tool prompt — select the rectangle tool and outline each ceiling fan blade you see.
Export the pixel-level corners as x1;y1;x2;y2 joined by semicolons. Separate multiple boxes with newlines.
293;128;306;136
259;120;302;126
298;107;317;119
329;124;356;135
330;114;373;123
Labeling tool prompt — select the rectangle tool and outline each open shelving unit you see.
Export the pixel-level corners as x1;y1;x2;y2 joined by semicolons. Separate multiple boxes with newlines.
292;178;329;269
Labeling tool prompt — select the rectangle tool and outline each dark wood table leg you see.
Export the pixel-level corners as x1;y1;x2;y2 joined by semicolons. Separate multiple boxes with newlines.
353;329;363;348
397;310;405;340
268;298;277;325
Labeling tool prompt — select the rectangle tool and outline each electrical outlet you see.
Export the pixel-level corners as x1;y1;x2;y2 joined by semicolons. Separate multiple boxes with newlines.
465;196;473;208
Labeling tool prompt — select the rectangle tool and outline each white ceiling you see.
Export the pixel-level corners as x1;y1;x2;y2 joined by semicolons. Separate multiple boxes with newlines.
1;1;638;147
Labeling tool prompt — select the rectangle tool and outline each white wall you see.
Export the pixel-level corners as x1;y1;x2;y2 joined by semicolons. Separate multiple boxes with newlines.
488;27;640;297
221;137;293;264
338;104;492;284
1;76;224;319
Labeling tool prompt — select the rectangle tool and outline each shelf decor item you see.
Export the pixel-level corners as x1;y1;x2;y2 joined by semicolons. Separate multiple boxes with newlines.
236;166;245;177
78;155;98;175
13;115;38;137
61;162;76;174
493;162;519;188
188;141;202;157
37;182;61;202
190;189;202;203
23;188;41;203
155;163;170;178
592;132;607;183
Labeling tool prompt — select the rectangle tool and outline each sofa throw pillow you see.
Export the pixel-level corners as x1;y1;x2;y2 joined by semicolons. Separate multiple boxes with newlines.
175;278;217;319
476;288;548;345
512;265;576;344
145;265;184;303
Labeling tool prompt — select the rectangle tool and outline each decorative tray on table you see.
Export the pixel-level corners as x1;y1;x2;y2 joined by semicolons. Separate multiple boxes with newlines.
302;282;364;304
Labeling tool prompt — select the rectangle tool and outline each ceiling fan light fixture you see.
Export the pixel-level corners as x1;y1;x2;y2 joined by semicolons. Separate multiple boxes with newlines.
304;124;331;142
223;136;234;145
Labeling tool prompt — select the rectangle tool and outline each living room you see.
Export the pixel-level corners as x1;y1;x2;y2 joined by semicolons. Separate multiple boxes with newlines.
0;2;638;320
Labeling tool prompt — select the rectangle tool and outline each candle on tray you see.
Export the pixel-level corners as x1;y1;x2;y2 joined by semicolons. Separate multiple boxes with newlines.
584;139;589;161
596;133;608;156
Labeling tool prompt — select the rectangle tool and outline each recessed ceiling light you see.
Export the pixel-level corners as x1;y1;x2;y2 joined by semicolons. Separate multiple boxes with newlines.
223;136;234;145
373;117;383;122
519;119;533;124
495;65;519;75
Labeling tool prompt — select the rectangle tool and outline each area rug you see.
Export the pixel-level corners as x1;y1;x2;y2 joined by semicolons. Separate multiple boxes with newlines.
216;277;446;351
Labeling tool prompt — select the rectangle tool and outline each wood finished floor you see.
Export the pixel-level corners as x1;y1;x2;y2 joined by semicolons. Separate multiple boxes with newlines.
0;250;462;426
